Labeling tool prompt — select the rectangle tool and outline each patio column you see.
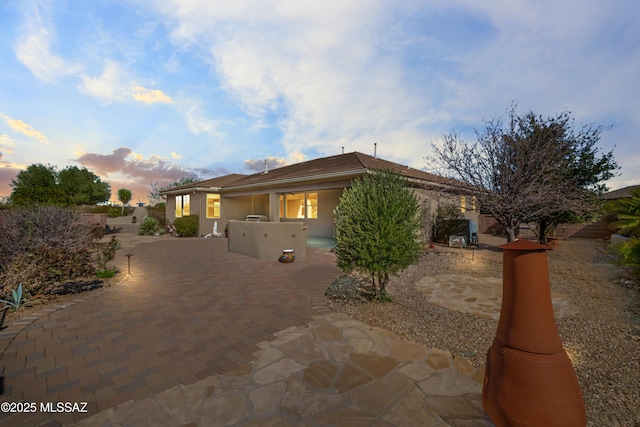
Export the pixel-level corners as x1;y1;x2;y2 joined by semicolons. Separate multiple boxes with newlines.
268;192;280;222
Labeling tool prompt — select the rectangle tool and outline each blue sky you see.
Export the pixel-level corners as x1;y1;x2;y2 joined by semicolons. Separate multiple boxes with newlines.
1;0;638;204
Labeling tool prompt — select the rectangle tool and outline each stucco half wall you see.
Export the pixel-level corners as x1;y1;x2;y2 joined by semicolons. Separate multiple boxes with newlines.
227;220;308;261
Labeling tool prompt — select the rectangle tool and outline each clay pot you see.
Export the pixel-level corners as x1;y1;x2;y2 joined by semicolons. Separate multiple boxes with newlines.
482;239;585;426
278;249;295;263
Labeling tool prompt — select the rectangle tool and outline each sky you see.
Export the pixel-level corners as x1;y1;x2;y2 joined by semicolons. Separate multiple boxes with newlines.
1;0;639;205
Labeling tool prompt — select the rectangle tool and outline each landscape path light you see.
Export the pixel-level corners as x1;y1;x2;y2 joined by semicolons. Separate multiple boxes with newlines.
125;253;133;275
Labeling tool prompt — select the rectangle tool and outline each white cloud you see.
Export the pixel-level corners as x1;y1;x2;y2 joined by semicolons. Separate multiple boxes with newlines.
13;3;79;82
183;105;223;137
4;0;637;193
132;86;173;104
78;61;129;104
79;65;176;106
244;155;289;173
0;134;14;154
1;114;49;143
153;0;640;179
155;1;490;168
15;29;69;82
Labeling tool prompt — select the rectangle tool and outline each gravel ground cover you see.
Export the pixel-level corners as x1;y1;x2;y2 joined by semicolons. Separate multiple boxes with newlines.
328;235;640;426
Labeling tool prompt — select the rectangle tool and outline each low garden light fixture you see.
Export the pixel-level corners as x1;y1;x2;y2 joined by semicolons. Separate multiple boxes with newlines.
125;253;133;275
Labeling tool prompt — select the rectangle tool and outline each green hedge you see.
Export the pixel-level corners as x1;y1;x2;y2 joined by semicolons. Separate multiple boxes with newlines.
174;215;199;237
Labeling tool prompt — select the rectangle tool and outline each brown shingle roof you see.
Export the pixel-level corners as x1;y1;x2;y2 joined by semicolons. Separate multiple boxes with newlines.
604;184;640;200
160;173;246;193
159;152;463;194
224;151;454;189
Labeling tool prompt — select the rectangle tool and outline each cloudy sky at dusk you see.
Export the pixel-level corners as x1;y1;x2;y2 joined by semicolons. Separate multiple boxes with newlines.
1;0;638;204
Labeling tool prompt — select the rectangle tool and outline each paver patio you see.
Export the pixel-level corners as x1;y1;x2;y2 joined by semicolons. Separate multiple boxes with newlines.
0;238;340;426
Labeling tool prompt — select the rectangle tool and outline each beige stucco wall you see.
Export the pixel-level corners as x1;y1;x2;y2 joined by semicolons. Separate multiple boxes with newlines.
228;220;307;261
165;180;476;240
222;195;267;223
166;195;177;223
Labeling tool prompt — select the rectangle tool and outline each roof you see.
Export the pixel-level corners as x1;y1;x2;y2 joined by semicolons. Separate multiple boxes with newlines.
159;152;462;194
223;151;455;190
604;184;640;200
159;173;246;195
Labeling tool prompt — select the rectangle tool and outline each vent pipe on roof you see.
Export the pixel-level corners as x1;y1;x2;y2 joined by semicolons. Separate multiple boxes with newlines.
374;142;377;159
342;146;344;154
264;159;269;174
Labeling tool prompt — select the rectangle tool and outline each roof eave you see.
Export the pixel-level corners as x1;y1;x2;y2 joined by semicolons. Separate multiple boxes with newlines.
159;186;223;196
222;169;368;192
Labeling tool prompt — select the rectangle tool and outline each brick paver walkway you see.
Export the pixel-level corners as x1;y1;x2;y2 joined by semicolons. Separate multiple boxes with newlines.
0;238;340;426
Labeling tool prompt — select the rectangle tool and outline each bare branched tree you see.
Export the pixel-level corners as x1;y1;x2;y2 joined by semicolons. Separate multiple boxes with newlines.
428;105;617;242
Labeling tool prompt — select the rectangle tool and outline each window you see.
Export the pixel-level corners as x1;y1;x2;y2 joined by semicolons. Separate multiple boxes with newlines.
175;195;183;218
183;195;190;216
306;192;318;218
175;194;190;217
461;195;466;213
206;194;220;218
280;192;318;219
279;195;284;219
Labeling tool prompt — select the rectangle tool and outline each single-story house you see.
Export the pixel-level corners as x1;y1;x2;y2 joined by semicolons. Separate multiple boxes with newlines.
160;151;477;241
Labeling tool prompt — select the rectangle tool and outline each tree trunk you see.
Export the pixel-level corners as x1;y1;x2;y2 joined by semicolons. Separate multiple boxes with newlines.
371;273;377;297
506;227;516;242
379;273;390;294
537;220;549;244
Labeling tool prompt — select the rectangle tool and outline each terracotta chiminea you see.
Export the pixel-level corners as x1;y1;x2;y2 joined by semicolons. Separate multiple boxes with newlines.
482;239;585;426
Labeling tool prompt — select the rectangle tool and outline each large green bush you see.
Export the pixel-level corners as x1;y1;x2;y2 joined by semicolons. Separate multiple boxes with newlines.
334;170;422;297
174;215;199;237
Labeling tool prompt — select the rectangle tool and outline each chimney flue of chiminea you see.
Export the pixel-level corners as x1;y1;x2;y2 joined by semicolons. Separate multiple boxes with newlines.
374;142;377;159
264;159;269;173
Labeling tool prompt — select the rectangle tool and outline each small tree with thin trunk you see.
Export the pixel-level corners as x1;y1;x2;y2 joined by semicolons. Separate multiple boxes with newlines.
117;188;132;216
334;170;422;298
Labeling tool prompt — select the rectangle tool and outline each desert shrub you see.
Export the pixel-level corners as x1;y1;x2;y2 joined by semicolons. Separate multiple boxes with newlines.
108;207;121;218
0;205;96;297
0;284;34;310
95;236;118;271
174;215;199;237
2;247;95;297
138;216;160;235
607;189;640;276
146;207;167;230
612;237;640;276
0;205;94;266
